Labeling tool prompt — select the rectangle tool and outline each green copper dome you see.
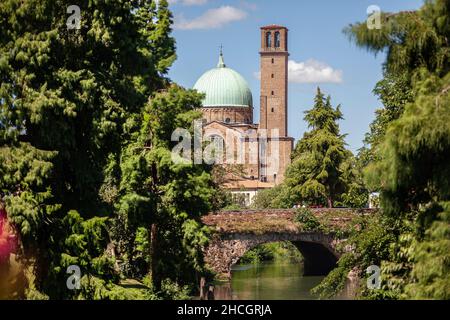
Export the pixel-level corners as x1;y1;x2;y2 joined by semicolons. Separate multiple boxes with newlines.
193;53;253;108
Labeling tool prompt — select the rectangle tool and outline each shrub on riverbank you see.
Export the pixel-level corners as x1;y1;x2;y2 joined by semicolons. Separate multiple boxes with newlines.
238;242;303;265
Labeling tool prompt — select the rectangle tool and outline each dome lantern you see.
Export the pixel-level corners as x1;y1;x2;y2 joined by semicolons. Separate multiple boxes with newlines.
217;46;226;68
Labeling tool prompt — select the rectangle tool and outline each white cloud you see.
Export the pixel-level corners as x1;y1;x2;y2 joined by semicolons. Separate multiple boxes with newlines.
168;0;208;5
288;59;343;84
253;59;343;84
174;6;247;30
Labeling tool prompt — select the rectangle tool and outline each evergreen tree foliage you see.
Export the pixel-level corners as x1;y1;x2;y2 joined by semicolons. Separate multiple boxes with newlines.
0;0;182;298
315;0;450;299
252;89;366;210
368;70;450;217
285;88;348;208
116;85;215;291
337;154;369;208
251;184;291;209
404;202;450;299
358;73;414;170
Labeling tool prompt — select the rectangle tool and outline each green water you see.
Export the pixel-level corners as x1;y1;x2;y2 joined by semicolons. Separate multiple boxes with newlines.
215;262;326;300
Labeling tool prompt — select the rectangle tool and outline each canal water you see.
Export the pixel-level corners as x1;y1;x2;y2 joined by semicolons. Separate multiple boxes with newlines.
215;262;327;300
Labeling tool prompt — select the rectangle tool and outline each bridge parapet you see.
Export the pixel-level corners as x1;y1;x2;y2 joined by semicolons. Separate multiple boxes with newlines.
202;208;373;235
201;208;374;279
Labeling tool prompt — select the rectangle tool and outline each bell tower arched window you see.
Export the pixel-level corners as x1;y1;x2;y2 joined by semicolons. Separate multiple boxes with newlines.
275;31;281;48
266;32;272;48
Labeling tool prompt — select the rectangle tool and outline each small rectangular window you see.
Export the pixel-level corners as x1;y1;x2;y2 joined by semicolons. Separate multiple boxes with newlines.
271;108;274;112
271;74;274;78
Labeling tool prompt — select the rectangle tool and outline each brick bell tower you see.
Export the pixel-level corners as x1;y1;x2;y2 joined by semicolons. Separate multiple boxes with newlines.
259;25;293;184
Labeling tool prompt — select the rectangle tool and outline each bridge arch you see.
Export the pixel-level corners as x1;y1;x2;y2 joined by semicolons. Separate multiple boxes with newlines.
204;232;340;279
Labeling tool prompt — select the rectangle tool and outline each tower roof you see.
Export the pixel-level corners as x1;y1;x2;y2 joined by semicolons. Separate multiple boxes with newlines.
193;51;253;108
261;24;288;30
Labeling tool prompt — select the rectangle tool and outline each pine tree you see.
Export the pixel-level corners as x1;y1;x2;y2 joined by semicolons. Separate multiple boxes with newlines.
285;88;347;208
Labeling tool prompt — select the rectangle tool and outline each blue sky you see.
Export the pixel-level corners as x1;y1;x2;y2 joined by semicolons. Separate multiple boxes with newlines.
167;0;423;152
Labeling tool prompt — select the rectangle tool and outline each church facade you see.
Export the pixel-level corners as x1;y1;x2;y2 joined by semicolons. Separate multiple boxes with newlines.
193;25;294;205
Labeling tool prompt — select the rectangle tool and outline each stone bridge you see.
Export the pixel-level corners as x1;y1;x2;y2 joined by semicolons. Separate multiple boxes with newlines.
201;208;373;279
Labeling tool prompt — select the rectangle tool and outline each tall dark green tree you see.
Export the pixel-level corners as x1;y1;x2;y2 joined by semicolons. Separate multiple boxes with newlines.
285;88;348;208
0;0;176;298
116;85;215;291
357;73;414;171
346;0;448;170
344;0;450;217
337;154;369;208
314;0;450;299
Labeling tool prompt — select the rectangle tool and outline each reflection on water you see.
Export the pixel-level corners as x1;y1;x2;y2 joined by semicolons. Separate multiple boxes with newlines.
215;262;326;300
